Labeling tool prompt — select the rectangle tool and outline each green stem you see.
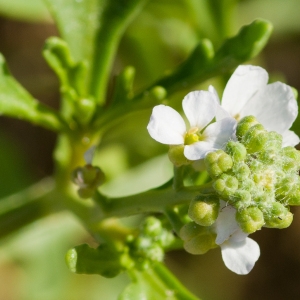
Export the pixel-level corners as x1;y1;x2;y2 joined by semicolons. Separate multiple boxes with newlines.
152;262;200;300
164;207;185;235
126;262;200;300
89;0;148;104
173;166;184;191
0;177;105;241
103;183;213;218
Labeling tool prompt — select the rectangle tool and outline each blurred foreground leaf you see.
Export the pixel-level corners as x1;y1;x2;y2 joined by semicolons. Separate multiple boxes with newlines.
0;0;50;22
0;132;33;197
66;243;124;278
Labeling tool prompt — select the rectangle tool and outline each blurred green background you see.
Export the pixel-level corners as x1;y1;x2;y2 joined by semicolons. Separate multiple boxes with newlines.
1;0;300;299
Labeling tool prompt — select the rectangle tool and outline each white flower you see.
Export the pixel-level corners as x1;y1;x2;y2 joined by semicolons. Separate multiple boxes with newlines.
210;65;299;147
214;201;260;275
147;91;237;160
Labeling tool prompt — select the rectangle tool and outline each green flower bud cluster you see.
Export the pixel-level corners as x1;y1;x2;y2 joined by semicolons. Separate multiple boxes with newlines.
204;116;300;233
125;217;175;270
72;164;105;198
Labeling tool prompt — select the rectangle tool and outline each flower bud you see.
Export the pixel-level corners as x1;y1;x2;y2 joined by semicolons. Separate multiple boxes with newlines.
225;141;247;162
159;230;176;248
213;174;239;199
287;188;300;206
236;115;259;139
72;164;105;199
238;178;255;192
205;150;233;178
150;86;167;101
168;145;189;166
188;196;220;226
265;131;282;152
281;146;300;172
146;243;164;262
179;222;217;255
179;222;204;241
275;175;300;205
264;202;293;229
232;190;252;210
183;233;217;255
254;189;274;209
257;150;278;165
142;217;163;237
242;124;268;153
236;207;264;233
232;162;251;180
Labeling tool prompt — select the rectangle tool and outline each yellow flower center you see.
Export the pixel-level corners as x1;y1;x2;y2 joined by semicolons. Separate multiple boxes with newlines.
184;127;200;145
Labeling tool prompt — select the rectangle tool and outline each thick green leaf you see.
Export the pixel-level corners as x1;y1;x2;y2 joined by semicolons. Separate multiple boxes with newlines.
43;37;87;98
43;0;103;63
0;54;65;131
44;0;148;105
214;19;273;62
145;19;272;96
89;0;149;103
43;37;96;123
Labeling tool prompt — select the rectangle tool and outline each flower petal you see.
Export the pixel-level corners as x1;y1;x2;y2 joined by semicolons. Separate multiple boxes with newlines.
216;106;232;121
147;105;186;145
220;233;260;275
222;65;268;118
182;91;218;129
282;130;300;147
241;82;298;134
214;201;240;245
184;141;216;160
209;86;232;120
203;117;237;148
208;85;221;104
